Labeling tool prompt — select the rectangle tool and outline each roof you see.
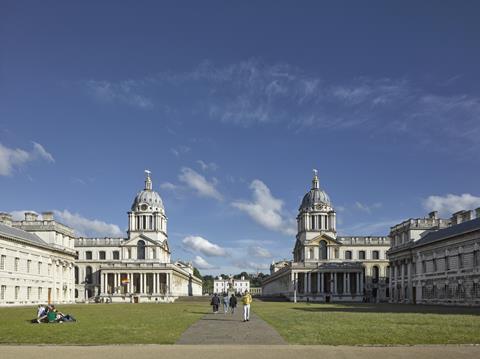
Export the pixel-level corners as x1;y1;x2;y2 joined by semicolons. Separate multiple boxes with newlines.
0;222;48;247
414;217;480;248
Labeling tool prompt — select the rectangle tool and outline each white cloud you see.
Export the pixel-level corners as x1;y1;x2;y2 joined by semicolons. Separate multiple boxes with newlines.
178;167;223;201
354;201;382;214
192;255;216;270
170;146;190;157
160;182;178;191
84;79;153;109
423;194;480;216
248;245;272;258
53;210;123;237
182;235;227;257
232;179;296;236
233;258;270;271
196;160;218;171
0;142;54;176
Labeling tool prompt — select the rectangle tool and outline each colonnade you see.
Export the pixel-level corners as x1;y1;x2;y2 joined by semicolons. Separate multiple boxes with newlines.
291;271;364;296
100;271;171;295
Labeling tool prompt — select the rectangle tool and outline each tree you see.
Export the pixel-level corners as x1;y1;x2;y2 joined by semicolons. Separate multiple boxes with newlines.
193;267;202;280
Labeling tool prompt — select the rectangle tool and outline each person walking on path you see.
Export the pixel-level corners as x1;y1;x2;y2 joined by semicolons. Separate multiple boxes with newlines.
210;293;220;313
229;293;237;315
222;293;229;314
241;290;252;322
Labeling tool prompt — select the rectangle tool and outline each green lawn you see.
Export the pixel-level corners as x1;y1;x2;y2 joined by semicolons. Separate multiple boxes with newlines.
252;301;480;345
0;301;209;344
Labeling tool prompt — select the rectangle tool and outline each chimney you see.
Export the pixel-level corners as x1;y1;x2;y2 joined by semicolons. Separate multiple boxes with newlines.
461;210;473;222
451;210;465;225
428;211;438;219
42;211;54;221
0;212;13;226
24;212;38;222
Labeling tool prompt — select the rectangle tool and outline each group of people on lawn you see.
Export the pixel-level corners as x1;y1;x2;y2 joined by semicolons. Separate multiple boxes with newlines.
35;304;76;323
210;290;252;322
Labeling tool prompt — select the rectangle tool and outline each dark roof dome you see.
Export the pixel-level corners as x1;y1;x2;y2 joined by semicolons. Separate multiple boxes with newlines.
299;170;331;211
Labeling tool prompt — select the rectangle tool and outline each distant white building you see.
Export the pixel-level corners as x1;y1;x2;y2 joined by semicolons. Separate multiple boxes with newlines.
214;275;250;294
0;212;76;306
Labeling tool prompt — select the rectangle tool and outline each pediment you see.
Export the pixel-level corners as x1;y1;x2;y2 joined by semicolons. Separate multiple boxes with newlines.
122;233;159;246
308;233;341;246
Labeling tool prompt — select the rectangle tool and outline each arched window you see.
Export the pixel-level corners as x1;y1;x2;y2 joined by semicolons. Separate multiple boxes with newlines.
319;240;327;260
359;250;366;260
85;266;92;284
75;266;79;284
137;240;146;260
372;250;380;260
345;250;352;260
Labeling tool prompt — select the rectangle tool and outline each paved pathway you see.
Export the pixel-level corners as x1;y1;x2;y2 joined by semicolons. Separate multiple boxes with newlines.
2;345;480;359
176;306;286;344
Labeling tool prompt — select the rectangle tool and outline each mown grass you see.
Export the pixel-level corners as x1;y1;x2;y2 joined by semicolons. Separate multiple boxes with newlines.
252;301;480;345
0;301;209;344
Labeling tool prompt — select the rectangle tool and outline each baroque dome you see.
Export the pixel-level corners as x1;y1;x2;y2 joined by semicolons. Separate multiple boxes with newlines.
131;171;164;212
299;170;331;211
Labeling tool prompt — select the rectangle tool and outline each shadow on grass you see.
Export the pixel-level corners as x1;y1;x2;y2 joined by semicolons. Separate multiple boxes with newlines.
290;303;480;316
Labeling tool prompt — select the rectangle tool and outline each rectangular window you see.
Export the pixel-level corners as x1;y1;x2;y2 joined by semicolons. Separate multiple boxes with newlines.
445;256;450;271
14;257;19;272
15;286;20;300
422;261;426;273
372;251;379;260
38;262;42;274
48;264;52;275
0;255;5;270
99;251;106;260
359;251;366;260
0;285;6;300
27;260;31;273
86;251;92;260
433;258;437;272
113;251;120;260
38;287;42;300
27;287;31;299
459;253;463;268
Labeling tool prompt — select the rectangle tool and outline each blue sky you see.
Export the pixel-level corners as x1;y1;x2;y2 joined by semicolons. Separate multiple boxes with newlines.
1;1;480;275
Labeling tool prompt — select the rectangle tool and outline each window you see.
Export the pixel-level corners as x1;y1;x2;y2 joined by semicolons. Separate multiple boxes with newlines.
433;258;437;272
14;257;19;271
15;286;20;300
127;248;132;259
85;266;93;284
99;251;106;260
113;251;120;260
86;251;92;260
459;253;464;268
1;285;6;300
372;251;379;260
27;287;31;299
345;251;352;260
75;266;79;284
319;240;327;260
38;262;42;274
38;287;42;300
0;255;5;270
309;248;314;260
422;261;426;273
359;251;366;260
27;260;31;273
137;240;146;260
48;264;52;275
445;256;450;271
152;248;156;259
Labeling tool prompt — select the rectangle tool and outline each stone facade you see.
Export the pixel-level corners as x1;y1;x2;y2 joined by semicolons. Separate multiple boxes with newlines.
213;275;250;294
263;171;390;302
0;212;76;306
388;209;480;306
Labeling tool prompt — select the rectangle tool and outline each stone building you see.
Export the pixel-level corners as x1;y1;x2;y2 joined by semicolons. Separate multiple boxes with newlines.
0;212;76;306
262;171;390;302
388;209;480;306
213;275;250;294
75;171;202;303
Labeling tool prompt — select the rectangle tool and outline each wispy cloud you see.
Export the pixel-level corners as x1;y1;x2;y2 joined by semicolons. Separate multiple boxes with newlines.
423;193;480;216
170;146;191;157
178;167;223;201
182;235;227;257
232;179;296;236
0;142;54;176
247;245;272;258
84;79;153;109
196;160;218;172
192;255;217;270
354;201;382;214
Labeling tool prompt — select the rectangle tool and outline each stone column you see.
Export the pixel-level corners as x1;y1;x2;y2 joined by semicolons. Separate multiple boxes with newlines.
407;260;412;303
320;273;324;293
389;265;393;303
308;272;312;293
356;273;360;295
332;273;337;294
100;272;105;295
153;273;157;293
360;271;364;296
346;273;350;294
317;272;321;293
303;273;308;294
343;273;347;295
140;273;144;294
400;261;405;301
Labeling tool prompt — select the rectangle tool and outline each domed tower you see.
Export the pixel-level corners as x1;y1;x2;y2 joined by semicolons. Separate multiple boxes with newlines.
127;170;168;243
294;170;337;262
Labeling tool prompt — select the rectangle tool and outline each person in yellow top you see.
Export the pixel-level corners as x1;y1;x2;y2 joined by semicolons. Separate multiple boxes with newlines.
241;290;252;322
